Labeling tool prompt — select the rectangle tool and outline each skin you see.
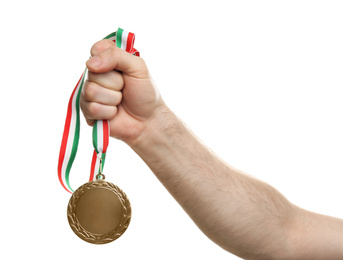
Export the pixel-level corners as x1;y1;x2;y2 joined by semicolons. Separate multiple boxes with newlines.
80;39;343;259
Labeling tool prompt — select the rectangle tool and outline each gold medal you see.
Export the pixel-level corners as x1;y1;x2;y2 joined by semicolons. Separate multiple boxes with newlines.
67;177;131;244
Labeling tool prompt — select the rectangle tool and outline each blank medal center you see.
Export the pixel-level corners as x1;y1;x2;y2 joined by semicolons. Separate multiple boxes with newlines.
75;188;123;234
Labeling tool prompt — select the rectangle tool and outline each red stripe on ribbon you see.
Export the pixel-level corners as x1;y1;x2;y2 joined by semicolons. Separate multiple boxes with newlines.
132;48;140;56
126;32;135;53
102;120;109;153
89;150;97;181
58;74;83;193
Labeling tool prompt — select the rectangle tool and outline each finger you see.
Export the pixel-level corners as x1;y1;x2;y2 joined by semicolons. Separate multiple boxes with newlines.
80;99;118;121
90;39;116;57
82;80;122;106
88;70;124;91
86;45;149;78
84;118;96;126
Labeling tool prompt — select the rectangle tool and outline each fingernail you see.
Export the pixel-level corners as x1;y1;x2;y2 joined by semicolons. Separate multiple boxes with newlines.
87;56;101;69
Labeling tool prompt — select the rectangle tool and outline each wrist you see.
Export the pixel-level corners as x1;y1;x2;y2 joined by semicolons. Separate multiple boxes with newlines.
128;103;182;158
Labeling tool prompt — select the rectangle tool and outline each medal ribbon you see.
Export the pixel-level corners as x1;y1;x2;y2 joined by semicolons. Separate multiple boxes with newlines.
58;28;139;193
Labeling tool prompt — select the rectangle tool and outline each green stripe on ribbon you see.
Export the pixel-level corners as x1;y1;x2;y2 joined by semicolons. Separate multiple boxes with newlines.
92;120;99;154
65;69;87;192
116;28;123;48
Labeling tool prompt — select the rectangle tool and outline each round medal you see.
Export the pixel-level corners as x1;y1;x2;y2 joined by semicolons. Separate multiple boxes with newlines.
67;179;131;244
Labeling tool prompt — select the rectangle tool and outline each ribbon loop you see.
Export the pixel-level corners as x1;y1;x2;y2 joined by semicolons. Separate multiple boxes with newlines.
58;28;138;193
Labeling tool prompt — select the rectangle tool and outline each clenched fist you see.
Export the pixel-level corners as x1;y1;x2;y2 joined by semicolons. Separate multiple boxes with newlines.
80;39;163;145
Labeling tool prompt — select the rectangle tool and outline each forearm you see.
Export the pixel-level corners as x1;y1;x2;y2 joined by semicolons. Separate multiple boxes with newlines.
130;104;297;259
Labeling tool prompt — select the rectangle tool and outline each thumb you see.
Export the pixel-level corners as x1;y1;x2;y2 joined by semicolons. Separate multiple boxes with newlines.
86;44;148;79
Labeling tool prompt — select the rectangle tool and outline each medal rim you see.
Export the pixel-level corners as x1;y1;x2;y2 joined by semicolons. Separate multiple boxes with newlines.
67;180;131;244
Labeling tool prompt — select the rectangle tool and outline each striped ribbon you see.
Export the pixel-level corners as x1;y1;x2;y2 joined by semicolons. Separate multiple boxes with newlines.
58;28;139;193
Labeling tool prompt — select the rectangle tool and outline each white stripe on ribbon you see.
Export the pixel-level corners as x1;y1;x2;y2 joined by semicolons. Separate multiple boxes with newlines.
96;120;104;153
121;30;129;51
61;73;85;192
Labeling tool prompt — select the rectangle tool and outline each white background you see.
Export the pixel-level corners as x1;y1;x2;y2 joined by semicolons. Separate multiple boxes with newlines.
1;1;343;259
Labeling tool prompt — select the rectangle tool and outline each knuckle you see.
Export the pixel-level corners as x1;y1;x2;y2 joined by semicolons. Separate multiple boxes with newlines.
88;102;101;118
83;82;98;101
91;39;115;56
114;91;123;105
109;45;120;58
111;106;118;118
90;41;103;56
79;99;86;113
109;71;124;90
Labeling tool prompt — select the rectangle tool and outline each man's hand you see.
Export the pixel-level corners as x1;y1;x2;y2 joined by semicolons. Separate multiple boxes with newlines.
80;39;163;145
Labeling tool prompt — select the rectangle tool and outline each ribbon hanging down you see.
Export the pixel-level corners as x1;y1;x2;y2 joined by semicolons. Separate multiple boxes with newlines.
58;28;139;194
